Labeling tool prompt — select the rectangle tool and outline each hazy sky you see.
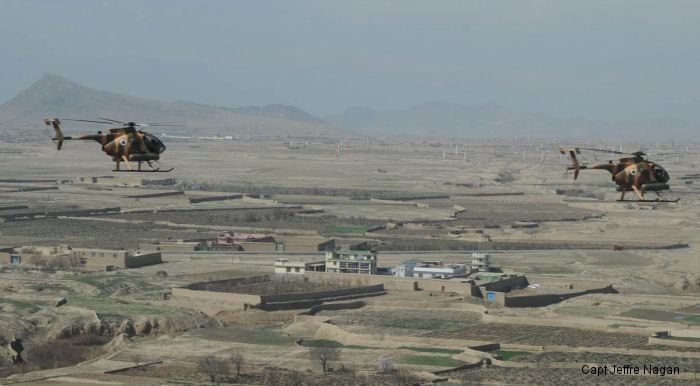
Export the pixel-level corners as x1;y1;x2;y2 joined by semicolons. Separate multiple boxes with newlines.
1;0;699;122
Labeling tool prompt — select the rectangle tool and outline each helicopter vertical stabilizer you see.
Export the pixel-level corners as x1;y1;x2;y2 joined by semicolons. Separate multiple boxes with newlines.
44;118;65;151
560;147;581;180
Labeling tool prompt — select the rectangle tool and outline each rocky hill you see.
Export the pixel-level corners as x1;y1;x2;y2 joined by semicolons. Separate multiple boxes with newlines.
0;74;354;138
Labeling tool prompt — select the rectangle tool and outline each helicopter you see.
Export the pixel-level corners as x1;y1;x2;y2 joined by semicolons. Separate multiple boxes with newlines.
44;118;177;172
559;147;678;202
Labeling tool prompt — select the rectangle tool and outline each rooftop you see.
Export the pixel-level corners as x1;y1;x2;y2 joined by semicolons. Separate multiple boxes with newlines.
328;249;376;254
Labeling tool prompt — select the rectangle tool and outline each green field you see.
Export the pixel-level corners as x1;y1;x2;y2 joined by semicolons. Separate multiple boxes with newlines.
0;299;43;314
659;336;700;343
28;283;75;294
398;355;464;367
399;347;463;354
70;274;164;292
302;339;373;350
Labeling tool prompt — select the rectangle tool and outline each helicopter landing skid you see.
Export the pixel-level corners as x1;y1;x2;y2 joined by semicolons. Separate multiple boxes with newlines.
112;168;174;173
617;198;680;203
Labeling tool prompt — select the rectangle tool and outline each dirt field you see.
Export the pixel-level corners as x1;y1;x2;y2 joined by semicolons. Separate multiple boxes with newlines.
1;138;698;384
318;308;650;348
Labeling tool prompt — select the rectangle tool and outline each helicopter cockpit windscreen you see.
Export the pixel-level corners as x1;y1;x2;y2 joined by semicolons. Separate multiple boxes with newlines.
144;133;166;154
652;164;669;183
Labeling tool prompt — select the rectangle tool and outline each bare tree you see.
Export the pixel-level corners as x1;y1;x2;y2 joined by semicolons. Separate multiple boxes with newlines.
66;254;81;271
131;352;144;367
230;351;244;376
286;370;305;386
28;255;45;271
377;357;393;373
309;344;341;372
48;257;64;271
392;366;421;386
196;356;229;383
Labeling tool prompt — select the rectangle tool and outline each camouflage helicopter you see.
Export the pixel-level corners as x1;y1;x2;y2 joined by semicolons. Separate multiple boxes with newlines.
44;118;177;172
560;147;678;202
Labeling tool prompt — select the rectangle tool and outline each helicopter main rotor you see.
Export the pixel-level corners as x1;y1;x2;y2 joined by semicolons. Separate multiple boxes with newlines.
62;118;182;130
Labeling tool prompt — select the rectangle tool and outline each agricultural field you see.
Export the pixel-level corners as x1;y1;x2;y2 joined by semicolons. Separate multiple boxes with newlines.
0;138;698;384
318;308;650;348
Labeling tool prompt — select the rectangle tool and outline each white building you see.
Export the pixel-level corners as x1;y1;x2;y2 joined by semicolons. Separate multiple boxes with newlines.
412;261;467;279
394;260;417;277
470;252;491;271
274;258;308;275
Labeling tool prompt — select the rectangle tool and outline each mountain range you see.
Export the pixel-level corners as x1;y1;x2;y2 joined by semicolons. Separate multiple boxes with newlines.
0;74;352;138
2;74;698;140
324;102;700;139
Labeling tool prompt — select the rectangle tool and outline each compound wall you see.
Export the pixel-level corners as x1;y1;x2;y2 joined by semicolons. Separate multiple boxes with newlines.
125;252;162;268
304;271;417;291
171;287;261;311
503;285;617;307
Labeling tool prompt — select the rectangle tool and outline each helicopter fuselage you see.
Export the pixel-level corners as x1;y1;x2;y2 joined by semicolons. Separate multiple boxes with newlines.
45;118;168;171
581;159;670;200
64;130;166;160
560;147;673;201
587;158;669;190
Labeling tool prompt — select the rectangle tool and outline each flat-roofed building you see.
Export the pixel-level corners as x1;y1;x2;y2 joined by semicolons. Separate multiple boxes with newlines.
412;261;467;279
394;260;417;277
0;247;17;264
274;258;307;275
325;249;377;275
2;245;161;271
274;258;327;275
471;252;491;271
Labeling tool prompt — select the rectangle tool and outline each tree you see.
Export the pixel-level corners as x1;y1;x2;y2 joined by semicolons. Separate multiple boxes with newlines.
28;255;45;271
377;357;393;373
131;353;144;367
47;257;64;271
66;254;81;271
392;366;421;386
196;356;229;383
309;344;341;372
230;351;244;376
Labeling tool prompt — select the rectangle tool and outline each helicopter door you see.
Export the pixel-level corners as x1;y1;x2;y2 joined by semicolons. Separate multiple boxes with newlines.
651;165;669;183
143;133;166;154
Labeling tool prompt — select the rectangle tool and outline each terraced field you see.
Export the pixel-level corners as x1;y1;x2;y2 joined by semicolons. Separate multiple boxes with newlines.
318;308;650;348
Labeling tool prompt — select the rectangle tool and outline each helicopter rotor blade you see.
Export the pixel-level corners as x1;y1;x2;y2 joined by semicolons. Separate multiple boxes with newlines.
62;118;116;125
574;147;628;155
645;151;686;156
133;123;184;128
98;117;128;125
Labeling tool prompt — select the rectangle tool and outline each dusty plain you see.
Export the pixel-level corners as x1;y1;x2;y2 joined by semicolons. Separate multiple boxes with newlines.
0;137;699;385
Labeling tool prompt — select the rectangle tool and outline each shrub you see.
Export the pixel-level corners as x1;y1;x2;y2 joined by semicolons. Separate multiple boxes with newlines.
377;357;393;373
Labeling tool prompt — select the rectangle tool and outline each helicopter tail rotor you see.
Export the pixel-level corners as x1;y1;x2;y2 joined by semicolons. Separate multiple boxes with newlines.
560;147;582;180
44;118;67;151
